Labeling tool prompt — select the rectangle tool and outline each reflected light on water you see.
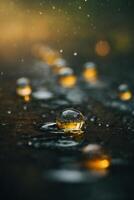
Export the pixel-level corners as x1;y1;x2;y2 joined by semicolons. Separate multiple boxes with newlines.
84;156;110;171
119;91;132;101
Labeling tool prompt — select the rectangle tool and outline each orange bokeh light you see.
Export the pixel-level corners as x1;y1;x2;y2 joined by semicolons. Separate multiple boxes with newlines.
95;40;111;57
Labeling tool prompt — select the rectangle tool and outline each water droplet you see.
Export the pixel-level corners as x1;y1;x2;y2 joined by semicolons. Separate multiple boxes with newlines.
118;84;132;101
32;44;60;65
82;144;111;172
57;67;77;88
42;48;60;65
16;77;32;102
84;156;110;171
83;62;98;83
56;108;85;133
51;58;67;74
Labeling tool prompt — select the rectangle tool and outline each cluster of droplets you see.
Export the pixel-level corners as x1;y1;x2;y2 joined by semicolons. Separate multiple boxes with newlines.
16;44;134;183
16;44;133;105
32;44;102;88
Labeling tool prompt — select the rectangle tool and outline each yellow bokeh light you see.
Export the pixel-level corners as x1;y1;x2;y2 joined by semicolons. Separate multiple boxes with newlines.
16;86;32;97
84;157;110;171
24;95;31;102
16;85;32;102
119;91;132;101
59;75;77;88
42;50;60;65
83;68;98;83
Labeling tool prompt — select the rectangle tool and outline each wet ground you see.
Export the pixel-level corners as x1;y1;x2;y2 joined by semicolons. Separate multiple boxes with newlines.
0;53;134;200
0;0;134;199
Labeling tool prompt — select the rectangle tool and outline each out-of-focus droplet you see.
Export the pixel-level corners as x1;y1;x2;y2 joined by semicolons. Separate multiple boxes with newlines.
83;62;98;83
58;67;77;88
118;84;132;101
82;144;110;171
43;49;60;65
51;58;67;74
16;77;32;102
84;156;110;171
32;44;60;65
56;108;85;133
95;40;111;57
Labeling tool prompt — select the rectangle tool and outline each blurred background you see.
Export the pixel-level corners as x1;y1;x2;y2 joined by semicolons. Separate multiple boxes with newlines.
0;1;134;200
0;0;133;65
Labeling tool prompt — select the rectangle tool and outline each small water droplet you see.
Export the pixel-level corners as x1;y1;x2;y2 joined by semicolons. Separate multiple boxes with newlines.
106;123;110;128
16;77;32;102
90;116;96;122
83;62;98;83
57;67;77;88
118;84;132;101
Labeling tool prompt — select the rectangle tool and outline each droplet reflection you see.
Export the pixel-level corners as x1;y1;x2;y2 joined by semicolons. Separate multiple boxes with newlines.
82;144;111;172
118;84;132;101
56;108;85;133
16;77;32;102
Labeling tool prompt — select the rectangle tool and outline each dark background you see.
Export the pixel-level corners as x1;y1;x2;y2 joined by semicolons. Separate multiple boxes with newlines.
0;0;134;199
